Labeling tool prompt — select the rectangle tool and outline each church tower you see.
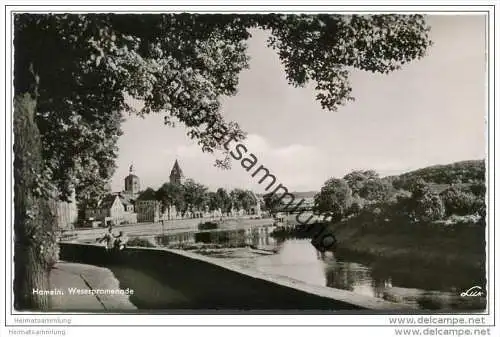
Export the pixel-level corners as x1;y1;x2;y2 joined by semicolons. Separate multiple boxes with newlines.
169;160;185;185
124;164;140;197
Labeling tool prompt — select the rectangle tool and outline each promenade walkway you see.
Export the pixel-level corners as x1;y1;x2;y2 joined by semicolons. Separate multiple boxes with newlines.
49;261;136;311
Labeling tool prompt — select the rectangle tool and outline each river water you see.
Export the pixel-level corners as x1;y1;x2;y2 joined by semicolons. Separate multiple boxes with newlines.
154;225;486;311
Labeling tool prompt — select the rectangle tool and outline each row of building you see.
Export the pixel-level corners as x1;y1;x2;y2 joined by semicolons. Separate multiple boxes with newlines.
53;160;267;229
81;161;184;227
79;160;262;228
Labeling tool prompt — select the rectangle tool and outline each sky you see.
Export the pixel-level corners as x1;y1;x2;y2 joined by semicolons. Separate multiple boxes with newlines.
111;15;487;194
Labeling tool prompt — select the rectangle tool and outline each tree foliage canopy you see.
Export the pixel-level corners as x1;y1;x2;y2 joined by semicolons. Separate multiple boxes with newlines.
440;186;480;217
406;179;445;222
137;187;158;201
230;188;257;211
359;178;393;202
183;179;209;210
314;178;353;221
263;192;284;216
215;188;232;212
392;160;485;190
14;13;432;204
343;169;379;195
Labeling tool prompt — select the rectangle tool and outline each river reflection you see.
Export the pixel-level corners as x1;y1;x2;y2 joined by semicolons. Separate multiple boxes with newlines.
156;226;273;248
154;226;486;311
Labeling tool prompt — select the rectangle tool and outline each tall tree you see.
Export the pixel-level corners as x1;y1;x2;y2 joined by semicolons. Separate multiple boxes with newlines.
343;170;380;196
240;190;257;211
215;187;232;213
359;178;393;203
206;191;219;211
183;179;209;211
439;186;476;216
263;192;283;217
14;94;58;310
137;187;157;201
314;178;353;222
408;179;445;222
13;13;431;309
156;182;186;213
230;189;257;212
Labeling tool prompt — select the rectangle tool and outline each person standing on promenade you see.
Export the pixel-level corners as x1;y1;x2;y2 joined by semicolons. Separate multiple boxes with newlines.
96;226;115;250
113;231;128;251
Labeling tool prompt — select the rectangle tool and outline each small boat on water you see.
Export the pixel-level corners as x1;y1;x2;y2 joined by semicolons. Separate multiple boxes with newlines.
248;245;279;254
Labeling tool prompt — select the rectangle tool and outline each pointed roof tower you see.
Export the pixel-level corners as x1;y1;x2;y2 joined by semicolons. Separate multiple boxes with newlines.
169;159;185;184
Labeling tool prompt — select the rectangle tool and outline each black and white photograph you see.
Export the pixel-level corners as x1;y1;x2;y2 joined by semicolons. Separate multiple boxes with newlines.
1;2;498;336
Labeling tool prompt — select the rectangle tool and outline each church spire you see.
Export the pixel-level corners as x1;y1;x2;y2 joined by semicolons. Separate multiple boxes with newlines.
170;159;184;184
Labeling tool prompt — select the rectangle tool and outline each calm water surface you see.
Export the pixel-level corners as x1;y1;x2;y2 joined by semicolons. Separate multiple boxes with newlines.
154;225;486;311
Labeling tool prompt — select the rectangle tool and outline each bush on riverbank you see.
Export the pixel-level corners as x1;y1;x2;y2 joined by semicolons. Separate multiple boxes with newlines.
126;237;156;248
270;223;324;239
198;221;219;230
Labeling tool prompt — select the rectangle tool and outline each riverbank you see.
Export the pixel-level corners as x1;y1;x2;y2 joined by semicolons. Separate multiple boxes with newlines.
329;218;486;307
327;214;485;272
274;212;485;275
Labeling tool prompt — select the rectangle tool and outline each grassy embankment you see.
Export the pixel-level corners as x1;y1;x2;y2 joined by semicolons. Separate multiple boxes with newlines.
318;160;486;271
327;213;485;271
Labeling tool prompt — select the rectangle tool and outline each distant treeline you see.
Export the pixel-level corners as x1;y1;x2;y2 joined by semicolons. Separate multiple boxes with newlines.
311;159;486;225
386;160;485;190
136;179;261;215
